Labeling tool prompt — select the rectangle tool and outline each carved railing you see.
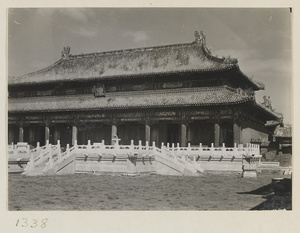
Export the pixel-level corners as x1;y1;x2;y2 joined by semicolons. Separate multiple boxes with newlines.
8;142;31;159
43;139;156;173
23;140;60;174
165;142;260;161
16;139;261;175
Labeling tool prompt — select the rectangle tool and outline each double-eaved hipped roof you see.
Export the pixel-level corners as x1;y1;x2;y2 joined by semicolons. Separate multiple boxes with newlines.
8;31;263;90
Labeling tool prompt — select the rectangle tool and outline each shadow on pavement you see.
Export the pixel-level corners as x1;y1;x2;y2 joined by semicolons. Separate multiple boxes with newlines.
237;178;292;210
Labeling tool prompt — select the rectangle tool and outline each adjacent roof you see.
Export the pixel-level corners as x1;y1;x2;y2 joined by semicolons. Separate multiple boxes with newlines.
255;102;283;119
8;35;262;90
8;86;255;113
265;120;283;127
274;125;292;138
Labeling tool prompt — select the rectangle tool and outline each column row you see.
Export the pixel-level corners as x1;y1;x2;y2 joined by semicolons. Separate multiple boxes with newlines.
10;121;241;147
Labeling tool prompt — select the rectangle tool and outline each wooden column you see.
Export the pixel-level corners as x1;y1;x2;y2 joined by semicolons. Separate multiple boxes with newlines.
111;124;117;144
145;124;151;143
45;125;50;144
233;122;241;145
18;125;24;142
233;109;241;145
72;125;78;146
180;123;187;147
214;123;220;147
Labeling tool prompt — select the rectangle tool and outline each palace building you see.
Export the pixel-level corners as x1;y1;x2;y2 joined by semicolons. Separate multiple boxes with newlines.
8;31;281;148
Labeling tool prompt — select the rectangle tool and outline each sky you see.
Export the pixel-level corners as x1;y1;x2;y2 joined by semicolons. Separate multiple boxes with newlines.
7;8;292;123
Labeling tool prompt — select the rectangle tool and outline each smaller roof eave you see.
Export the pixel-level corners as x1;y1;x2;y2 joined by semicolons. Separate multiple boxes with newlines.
254;102;281;120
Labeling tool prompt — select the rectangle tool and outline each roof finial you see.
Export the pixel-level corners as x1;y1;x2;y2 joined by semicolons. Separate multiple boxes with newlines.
61;46;71;59
194;30;206;45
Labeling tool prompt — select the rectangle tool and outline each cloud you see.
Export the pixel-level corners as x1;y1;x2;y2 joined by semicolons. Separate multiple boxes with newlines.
69;26;97;38
36;8;96;23
122;30;149;43
60;9;92;22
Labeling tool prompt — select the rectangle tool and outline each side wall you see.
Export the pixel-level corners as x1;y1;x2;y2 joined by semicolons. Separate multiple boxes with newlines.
241;127;268;144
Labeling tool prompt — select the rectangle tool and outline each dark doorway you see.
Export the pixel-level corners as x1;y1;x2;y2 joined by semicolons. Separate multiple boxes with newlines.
23;124;45;147
166;124;180;145
220;122;233;147
118;123;145;145
189;121;214;146
77;123;111;145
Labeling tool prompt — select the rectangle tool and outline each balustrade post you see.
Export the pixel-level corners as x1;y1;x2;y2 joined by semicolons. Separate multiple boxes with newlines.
139;140;142;154
145;141;149;155
199;143;202;155
74;140;78;150
87;140;91;150
172;143;175;156
130;140;134;154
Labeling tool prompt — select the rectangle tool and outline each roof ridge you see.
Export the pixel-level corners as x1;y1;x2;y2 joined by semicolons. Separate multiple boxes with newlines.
69;42;195;59
11;59;63;79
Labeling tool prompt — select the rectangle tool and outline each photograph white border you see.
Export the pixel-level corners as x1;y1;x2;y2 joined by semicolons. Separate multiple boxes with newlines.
1;1;299;233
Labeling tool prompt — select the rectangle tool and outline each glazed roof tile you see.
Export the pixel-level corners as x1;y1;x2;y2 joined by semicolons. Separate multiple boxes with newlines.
8;39;261;90
8;86;254;112
274;125;292;138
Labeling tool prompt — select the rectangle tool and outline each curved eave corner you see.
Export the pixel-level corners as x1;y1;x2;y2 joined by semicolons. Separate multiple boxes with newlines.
236;68;264;91
8;59;64;86
255;101;282;120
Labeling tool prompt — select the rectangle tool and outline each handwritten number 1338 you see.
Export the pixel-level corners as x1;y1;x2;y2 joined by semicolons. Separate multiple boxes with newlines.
16;218;48;228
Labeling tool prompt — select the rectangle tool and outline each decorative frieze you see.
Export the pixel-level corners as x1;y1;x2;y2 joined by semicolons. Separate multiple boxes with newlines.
162;82;183;89
132;84;146;91
153;111;177;117
116;112;144;118
186;110;211;116
25;116;42;120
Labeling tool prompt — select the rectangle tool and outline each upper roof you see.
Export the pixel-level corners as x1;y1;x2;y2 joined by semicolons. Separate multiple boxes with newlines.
8;31;263;90
8;86;255;112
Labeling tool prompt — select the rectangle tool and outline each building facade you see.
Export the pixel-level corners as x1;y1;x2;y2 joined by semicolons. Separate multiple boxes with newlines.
8;31;280;148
